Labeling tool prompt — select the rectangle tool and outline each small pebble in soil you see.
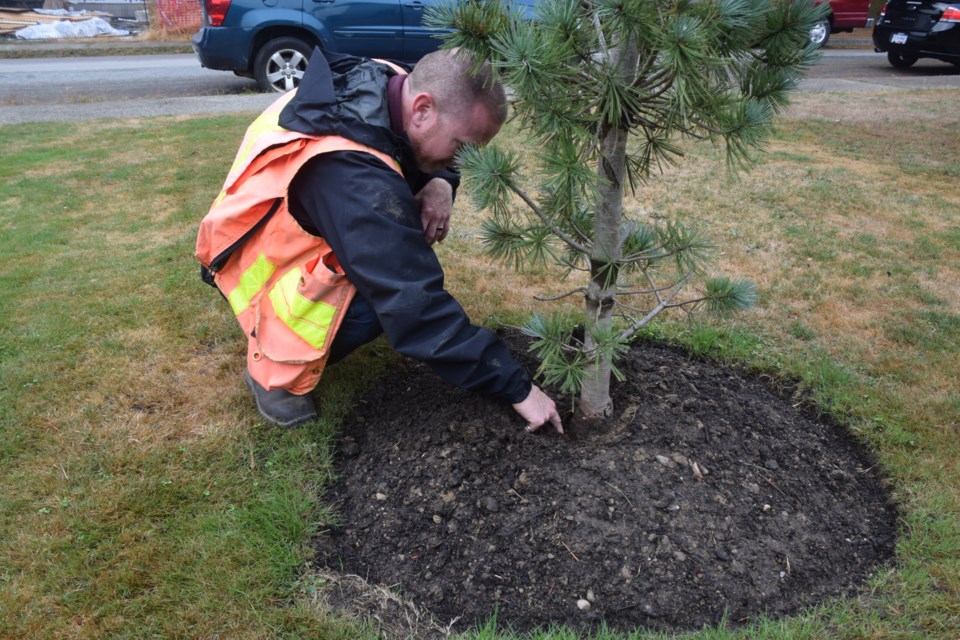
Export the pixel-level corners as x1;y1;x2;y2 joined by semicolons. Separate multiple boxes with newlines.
577;599;591;611
340;438;359;457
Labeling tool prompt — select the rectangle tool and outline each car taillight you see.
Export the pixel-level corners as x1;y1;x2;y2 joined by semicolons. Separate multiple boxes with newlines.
940;5;960;22
878;2;888;19
204;0;232;26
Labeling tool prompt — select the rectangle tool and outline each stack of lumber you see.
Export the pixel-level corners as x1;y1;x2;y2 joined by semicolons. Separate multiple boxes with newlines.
0;8;110;36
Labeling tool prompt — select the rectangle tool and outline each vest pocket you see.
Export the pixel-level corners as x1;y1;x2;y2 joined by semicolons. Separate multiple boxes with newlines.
255;257;355;363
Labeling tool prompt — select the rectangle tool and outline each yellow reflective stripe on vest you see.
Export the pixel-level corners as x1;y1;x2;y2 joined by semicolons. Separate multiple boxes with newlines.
267;268;337;350
228;253;277;315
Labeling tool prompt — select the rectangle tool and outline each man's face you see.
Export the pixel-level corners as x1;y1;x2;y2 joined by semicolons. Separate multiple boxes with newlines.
409;100;501;173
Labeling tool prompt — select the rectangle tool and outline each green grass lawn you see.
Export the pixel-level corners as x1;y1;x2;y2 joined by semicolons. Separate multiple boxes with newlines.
0;89;958;639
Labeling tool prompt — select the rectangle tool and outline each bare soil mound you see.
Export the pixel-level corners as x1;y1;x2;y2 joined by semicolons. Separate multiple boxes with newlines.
316;334;897;635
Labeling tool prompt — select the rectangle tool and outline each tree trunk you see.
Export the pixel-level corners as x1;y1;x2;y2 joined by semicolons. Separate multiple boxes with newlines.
578;123;627;421
578;38;637;423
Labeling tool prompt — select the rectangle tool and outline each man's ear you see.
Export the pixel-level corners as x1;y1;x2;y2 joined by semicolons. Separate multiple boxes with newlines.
410;92;437;128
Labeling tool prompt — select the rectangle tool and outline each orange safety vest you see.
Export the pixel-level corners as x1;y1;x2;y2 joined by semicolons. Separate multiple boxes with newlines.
196;88;403;395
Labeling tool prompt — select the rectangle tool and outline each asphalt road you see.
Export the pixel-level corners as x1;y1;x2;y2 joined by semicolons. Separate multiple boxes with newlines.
0;46;958;125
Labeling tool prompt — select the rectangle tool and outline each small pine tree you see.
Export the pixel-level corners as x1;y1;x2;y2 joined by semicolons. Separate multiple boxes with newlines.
429;0;825;423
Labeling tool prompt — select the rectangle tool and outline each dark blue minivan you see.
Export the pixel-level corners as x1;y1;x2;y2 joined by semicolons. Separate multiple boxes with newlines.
193;0;535;92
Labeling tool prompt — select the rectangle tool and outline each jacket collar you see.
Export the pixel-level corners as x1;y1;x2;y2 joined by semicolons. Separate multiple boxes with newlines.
278;49;410;159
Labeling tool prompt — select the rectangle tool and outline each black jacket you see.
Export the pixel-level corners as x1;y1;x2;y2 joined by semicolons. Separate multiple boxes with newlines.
278;50;531;404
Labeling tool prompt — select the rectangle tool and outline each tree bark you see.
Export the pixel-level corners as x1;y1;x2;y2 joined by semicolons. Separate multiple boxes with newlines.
578;124;626;421
578;38;638;422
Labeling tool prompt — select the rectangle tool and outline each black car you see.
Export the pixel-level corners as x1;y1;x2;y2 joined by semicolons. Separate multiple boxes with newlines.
873;0;960;68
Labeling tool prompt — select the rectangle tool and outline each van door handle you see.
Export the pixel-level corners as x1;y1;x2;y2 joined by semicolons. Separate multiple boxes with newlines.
405;1;424;8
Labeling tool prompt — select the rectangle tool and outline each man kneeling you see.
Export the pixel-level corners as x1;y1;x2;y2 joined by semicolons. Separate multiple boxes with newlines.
196;48;562;434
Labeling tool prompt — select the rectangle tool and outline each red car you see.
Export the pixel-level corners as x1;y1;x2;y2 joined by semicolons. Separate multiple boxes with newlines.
811;0;875;47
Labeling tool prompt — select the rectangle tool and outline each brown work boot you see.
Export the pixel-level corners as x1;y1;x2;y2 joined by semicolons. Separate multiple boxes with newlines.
244;370;318;428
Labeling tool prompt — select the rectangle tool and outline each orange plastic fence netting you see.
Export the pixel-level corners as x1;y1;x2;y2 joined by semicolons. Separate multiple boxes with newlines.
155;0;200;32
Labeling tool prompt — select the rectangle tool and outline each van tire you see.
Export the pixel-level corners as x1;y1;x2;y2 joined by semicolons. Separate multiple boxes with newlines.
254;37;314;93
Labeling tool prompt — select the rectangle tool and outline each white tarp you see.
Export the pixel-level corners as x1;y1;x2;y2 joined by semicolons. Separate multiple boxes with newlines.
34;9;94;16
15;17;129;39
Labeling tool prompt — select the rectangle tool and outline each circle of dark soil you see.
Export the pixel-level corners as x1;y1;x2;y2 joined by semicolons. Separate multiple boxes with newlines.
317;334;897;635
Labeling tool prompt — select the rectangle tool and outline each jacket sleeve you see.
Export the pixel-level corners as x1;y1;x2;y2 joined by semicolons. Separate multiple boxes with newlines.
288;150;532;404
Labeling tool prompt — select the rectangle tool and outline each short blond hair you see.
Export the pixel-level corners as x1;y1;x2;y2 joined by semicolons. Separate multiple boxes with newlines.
408;49;507;125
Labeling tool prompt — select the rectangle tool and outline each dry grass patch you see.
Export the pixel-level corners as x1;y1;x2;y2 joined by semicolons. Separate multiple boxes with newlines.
439;238;582;322
916;268;960;313
306;570;457;639
97;337;247;447
783;89;960;124
100;220;194;253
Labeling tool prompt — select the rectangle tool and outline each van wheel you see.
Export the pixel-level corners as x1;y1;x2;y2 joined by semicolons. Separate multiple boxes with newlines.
254;37;314;93
809;19;830;48
887;51;918;69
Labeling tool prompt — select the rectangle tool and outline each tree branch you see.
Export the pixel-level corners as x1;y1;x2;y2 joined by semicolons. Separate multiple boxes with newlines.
592;10;610;64
631;48;657;87
509;322;584;354
617;273;691;341
567;217;594;246
509;183;592;254
634;67;671;93
534;287;588;302
558;256;591;272
620;245;690;263
644;270;664;304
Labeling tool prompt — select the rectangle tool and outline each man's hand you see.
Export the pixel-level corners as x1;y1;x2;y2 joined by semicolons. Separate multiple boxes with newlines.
513;385;563;435
415;178;453;245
